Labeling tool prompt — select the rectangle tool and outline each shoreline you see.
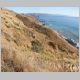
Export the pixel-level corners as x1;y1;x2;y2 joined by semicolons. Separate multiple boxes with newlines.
39;20;79;49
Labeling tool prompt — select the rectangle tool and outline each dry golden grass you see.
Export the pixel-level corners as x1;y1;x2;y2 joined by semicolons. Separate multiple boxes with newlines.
1;8;79;72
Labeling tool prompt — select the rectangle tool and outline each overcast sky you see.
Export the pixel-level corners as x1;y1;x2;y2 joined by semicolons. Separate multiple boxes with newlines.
6;7;79;17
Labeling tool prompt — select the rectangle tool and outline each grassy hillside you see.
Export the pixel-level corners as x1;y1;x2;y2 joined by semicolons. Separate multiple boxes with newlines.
0;8;79;72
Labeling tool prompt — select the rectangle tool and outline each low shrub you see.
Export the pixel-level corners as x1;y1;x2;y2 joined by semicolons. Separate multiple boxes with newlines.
31;39;43;53
58;45;66;52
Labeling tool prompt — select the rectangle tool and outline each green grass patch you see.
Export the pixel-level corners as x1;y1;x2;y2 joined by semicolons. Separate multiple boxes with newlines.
31;39;44;53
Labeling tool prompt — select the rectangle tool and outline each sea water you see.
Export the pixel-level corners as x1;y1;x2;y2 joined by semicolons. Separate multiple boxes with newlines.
32;14;79;43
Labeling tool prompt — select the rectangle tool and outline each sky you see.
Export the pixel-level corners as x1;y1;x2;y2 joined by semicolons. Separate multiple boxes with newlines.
6;7;79;17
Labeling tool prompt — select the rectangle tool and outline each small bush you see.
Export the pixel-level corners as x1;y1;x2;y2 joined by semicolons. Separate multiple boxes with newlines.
58;45;66;52
40;50;54;61
48;41;56;49
23;29;35;39
13;35;21;46
5;23;10;28
13;38;20;46
31;39;43;53
14;21;19;26
4;32;11;41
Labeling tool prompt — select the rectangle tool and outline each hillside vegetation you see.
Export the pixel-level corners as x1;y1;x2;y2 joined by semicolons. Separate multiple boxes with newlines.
0;8;79;72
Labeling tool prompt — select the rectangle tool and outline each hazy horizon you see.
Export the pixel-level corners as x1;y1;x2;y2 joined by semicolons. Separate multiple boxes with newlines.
6;7;79;17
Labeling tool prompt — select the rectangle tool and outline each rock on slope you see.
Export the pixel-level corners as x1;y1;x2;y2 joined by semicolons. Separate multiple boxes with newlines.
0;8;79;72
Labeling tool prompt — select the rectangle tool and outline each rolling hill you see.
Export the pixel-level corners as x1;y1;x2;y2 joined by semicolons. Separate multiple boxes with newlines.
0;8;79;72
